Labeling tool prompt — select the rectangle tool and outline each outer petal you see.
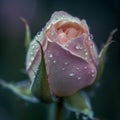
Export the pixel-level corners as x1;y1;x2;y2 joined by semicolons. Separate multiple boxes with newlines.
45;42;97;96
26;30;48;81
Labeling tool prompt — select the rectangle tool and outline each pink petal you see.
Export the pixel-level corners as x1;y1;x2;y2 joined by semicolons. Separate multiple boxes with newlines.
45;42;97;96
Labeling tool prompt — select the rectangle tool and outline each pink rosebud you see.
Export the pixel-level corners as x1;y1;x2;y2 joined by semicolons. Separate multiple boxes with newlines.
26;11;98;97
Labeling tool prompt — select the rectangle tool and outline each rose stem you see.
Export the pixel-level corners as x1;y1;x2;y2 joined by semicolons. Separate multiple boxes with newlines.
55;100;63;120
49;98;63;120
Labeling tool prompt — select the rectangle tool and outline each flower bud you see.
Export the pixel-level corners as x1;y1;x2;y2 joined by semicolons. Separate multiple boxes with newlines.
26;11;98;97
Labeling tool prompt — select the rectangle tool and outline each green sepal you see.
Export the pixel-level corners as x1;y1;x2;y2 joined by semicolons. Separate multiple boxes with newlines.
31;41;53;103
0;80;38;103
94;29;117;85
64;91;93;119
20;17;31;50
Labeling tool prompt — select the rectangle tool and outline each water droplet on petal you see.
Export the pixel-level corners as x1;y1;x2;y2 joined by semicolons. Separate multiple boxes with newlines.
75;45;80;50
78;77;81;80
85;52;88;56
89;34;93;40
49;54;53;58
69;73;75;77
32;45;35;50
90;45;93;49
92;74;95;77
84;49;87;52
84;66;87;69
27;62;31;69
65;62;68;65
62;68;65;70
76;67;80;70
91;70;94;73
53;60;56;63
31;57;34;61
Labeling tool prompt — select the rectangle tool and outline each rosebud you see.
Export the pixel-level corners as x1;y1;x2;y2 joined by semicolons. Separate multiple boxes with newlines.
26;11;98;97
0;11;117;119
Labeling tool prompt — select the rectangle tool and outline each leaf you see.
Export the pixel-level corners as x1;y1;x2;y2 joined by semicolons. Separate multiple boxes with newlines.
64;91;93;119
20;17;31;50
0;79;38;103
31;41;53;103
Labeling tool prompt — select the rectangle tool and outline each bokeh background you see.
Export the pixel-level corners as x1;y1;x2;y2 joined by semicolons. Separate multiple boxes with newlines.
0;0;120;120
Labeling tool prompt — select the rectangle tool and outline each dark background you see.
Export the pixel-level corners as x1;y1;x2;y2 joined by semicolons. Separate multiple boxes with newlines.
0;0;120;120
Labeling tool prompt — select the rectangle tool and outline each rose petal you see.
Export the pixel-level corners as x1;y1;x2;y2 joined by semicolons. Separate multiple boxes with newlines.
45;11;89;35
26;30;48;80
65;34;91;62
45;42;97;96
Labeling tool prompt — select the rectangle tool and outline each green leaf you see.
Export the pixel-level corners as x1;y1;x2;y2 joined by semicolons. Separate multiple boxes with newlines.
20;17;31;50
0;79;38;103
31;41;53;103
64;91;93;119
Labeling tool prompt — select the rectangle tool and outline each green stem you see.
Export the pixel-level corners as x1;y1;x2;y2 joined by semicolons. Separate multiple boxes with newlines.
55;101;63;120
49;100;63;120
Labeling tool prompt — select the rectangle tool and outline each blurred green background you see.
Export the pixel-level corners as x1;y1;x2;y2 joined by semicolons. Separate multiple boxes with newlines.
0;0;120;120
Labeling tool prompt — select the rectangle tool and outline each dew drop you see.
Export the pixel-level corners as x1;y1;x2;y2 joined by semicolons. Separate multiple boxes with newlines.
32;45;35;50
90;45;93;49
69;73;75;77
89;34;93;40
92;74;95;77
75;45;80;50
62;68;65;70
27;62;31;68
76;67;80;70
49;54;53;58
78;77;81;80
91;70;94;73
84;66;87;69
31;57;34;61
65;62;68;65
85;52;88;56
53;60;56;63
84;49;87;52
